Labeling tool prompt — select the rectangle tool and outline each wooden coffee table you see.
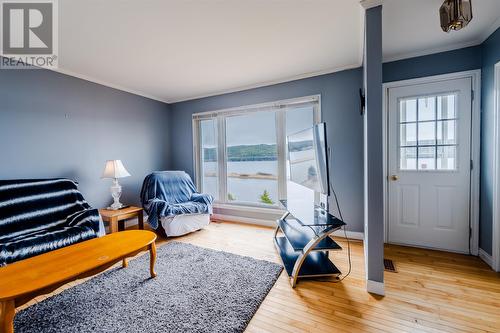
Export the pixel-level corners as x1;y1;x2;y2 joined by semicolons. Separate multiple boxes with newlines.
0;230;157;333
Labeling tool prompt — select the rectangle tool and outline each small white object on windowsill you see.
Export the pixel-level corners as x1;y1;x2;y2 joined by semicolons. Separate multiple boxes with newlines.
101;160;131;210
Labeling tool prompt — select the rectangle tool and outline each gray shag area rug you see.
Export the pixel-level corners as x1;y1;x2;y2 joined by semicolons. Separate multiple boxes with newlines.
14;241;282;333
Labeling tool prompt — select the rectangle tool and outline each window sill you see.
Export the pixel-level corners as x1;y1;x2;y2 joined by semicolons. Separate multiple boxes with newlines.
213;202;284;215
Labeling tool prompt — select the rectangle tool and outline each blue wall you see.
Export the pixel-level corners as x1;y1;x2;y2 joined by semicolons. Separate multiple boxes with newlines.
1;26;496;252
0;65;171;208
480;27;500;255
383;45;482;83
170;69;365;232
169;44;486;235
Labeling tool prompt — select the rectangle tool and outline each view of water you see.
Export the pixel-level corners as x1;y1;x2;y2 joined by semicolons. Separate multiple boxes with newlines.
201;158;316;205
198;105;317;205
202;161;278;204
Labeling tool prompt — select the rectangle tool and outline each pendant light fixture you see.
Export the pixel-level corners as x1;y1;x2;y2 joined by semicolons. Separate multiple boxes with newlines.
440;0;473;32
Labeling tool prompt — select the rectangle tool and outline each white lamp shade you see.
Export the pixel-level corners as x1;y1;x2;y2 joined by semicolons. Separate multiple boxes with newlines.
101;160;131;179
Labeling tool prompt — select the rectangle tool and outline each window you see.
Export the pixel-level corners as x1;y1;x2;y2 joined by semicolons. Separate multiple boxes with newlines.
199;119;218;200
399;94;458;171
226;111;278;205
193;96;320;208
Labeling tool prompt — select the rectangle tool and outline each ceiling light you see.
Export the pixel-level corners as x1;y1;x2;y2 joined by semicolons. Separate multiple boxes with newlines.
439;0;473;32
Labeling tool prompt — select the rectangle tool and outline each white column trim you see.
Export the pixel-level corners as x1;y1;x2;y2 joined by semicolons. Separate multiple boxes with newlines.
367;279;385;295
479;248;494;269
359;0;383;10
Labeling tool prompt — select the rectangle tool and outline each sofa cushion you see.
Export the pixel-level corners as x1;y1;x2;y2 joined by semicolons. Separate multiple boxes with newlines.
0;211;99;266
0;179;103;266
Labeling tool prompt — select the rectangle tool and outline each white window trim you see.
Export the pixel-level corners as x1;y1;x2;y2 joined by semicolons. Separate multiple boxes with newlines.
192;95;321;211
382;70;481;256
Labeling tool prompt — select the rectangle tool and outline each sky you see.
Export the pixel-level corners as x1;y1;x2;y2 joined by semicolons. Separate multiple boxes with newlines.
201;106;314;147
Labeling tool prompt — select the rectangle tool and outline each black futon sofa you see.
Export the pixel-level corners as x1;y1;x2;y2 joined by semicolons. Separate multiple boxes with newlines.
0;178;105;266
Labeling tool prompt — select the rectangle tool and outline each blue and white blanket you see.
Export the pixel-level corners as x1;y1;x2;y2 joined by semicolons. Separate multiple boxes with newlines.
0;178;104;266
140;171;213;230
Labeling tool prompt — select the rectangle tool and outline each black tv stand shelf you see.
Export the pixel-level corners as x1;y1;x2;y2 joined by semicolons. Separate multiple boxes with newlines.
274;200;346;287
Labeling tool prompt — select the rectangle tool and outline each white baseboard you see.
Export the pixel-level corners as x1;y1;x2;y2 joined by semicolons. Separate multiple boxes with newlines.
479;248;494;269
212;214;365;240
332;230;364;240
211;214;276;228
366;279;385;296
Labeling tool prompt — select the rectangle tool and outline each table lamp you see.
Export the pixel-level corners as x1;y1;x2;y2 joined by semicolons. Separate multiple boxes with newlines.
101;160;131;210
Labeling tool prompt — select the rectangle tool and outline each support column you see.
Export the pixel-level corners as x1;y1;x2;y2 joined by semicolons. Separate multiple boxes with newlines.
361;0;384;296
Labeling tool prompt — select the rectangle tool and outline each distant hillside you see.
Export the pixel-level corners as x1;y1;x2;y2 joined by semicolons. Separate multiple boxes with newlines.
203;140;312;162
288;139;313;152
203;144;277;161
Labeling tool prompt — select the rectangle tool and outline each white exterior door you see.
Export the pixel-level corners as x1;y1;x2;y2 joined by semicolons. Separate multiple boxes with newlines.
387;78;472;253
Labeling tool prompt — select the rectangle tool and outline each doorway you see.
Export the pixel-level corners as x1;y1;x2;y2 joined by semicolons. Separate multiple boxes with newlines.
384;72;480;254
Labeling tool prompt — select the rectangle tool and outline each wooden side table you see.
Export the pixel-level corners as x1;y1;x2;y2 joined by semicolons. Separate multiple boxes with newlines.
99;206;144;234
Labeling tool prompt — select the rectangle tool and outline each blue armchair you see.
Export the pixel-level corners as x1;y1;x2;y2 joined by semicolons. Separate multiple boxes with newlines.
140;171;213;234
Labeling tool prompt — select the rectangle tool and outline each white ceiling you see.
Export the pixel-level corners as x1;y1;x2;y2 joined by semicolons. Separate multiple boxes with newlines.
383;0;500;61
55;0;499;103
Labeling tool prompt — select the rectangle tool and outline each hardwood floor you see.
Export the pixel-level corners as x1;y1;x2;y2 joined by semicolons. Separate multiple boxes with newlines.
18;221;500;333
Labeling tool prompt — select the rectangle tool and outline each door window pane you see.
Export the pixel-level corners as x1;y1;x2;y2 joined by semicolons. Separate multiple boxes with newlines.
226;111;278;205
418;121;436;145
418;147;436;170
400;123;417;146
437;146;456;170
418;97;436;121
437;94;456;119
200;119;218;199
400;147;417;170
400;99;417;122
437;120;456;145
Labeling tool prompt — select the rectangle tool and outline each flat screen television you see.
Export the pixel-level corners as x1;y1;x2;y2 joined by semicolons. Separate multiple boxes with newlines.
287;122;330;195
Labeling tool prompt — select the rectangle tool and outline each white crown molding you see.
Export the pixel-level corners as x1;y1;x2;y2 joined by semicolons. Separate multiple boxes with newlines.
3;8;494;106
57;12;494;104
359;0;383;10
52;67;170;104
1;52;362;105
479;15;500;43
169;62;362;103
0;54;170;103
382;39;482;63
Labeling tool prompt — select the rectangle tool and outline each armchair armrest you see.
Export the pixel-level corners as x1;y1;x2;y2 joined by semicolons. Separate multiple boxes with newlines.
190;193;214;205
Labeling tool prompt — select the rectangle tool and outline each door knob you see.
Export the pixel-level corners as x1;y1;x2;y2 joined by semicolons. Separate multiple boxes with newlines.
390;175;399;181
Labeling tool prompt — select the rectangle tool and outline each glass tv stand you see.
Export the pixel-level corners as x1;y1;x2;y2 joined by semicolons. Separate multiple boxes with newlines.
274;200;346;287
